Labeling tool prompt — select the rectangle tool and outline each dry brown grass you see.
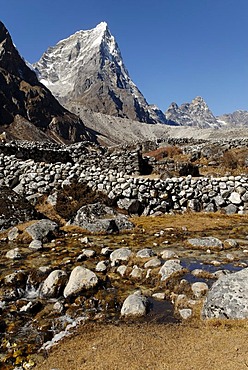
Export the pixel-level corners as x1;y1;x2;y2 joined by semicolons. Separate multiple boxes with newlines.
132;212;247;234
35;320;248;370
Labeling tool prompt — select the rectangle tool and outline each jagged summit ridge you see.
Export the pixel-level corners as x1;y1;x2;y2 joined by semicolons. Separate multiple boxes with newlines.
165;96;219;128
34;22;168;124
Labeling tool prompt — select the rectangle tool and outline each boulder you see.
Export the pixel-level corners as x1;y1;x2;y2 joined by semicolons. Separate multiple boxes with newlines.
110;248;132;265
64;266;98;298
121;291;149;317
187;237;223;251
144;258;162;268
40;270;67;298
29;239;43;250
25;219;58;241
202;268;248;319
159;259;184;281
67;202;133;233
136;248;155;258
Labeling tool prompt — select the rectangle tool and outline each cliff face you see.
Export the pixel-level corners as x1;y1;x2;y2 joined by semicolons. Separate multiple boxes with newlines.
0;21;93;144
34;22;168;124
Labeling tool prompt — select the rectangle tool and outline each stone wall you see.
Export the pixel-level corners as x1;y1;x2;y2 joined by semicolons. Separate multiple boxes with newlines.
0;140;247;215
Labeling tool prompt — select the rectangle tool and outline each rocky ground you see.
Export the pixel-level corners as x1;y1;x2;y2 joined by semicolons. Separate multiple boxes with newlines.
35;321;248;370
1;212;248;369
1;138;248;369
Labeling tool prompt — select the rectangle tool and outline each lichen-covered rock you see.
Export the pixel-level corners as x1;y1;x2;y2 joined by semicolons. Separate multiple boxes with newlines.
25;219;58;241
159;259;184;281
63;266;98;298
67;202;133;233
202;268;248;319
121;291;149;317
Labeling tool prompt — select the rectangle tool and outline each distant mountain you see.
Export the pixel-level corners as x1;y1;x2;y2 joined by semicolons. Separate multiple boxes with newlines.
0;21;93;143
34;22;168;125
217;110;248;127
165;96;220;128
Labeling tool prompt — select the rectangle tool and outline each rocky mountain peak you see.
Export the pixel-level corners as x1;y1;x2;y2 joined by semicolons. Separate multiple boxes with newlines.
165;96;219;128
34;22;168;124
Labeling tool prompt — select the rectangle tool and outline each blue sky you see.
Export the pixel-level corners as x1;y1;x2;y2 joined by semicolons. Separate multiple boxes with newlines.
1;0;248;115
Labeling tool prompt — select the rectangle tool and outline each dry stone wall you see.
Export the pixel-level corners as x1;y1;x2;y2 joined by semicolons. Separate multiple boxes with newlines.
0;141;248;215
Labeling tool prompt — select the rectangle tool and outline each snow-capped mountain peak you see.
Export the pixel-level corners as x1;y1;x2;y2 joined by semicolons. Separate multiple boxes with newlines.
33;22;167;124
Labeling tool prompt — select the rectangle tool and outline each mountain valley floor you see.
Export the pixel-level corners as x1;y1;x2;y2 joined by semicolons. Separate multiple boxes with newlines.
35;320;248;370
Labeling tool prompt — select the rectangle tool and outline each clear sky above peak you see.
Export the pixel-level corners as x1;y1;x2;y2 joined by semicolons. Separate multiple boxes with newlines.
1;0;248;115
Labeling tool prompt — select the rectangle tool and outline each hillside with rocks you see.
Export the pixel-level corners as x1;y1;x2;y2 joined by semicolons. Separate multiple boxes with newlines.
0;21;93;144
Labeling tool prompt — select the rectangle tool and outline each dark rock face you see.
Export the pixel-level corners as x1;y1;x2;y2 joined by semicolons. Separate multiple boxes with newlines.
0;21;93;144
34;22;168;125
165;97;219;128
0;186;38;231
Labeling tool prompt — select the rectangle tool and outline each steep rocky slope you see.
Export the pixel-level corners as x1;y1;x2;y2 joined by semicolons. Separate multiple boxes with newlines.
34;22;168;124
165;96;219;128
217;110;248;126
0;21;93;143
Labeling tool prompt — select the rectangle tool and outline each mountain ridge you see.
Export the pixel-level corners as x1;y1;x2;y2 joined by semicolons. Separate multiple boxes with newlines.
0;21;93;144
33;22;168;125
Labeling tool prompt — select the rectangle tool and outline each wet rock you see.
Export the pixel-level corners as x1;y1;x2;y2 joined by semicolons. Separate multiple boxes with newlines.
117;265;128;277
191;282;208;298
179;308;192;320
160;250;179;259
4;270;27;289
110;247;131;265
202;268;248;319
40;270;67;298
7;226;19;241
95;261;108;272
130;265;144;279
101;246;112;256
64;266;98;298
144;258;162;268
6;247;22;259
187;237;223;251
159;259;184;281
121;291;149;317
25;219;58;241
81;249;96;258
136;248;155;258
67;202;133;233
29;239;43;250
